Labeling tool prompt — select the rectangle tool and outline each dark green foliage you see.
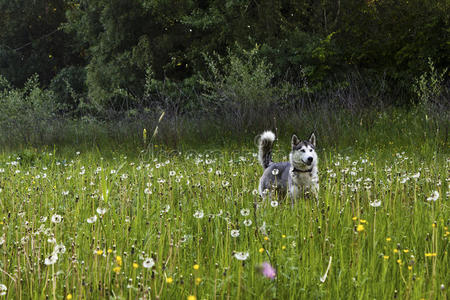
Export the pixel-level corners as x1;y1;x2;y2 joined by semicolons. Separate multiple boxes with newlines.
0;0;448;121
0;0;82;87
50;66;87;112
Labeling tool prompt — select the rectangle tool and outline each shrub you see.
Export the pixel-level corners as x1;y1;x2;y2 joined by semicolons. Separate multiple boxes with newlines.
412;58;448;110
49;66;87;113
0;74;61;145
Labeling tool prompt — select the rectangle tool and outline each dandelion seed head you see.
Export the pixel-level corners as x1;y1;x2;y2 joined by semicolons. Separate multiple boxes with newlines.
51;214;62;224
230;230;240;238
234;251;249;261
143;258;155;268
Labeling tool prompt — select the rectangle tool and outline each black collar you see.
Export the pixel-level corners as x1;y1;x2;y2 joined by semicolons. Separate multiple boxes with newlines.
292;167;313;173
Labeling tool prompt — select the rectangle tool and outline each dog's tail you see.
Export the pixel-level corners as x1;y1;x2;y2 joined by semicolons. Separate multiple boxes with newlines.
258;131;276;169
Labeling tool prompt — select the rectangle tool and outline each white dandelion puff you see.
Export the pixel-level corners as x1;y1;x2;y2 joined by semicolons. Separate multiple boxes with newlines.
234;251;249;261
426;191;439;201
240;209;250;216
271;168;279;176
87;215;97;224
51;214;62;224
96;207;107;215
44;253;58;265
143;258;155;268
0;283;7;296
193;210;204;219
230;230;240;238
369;200;382;207
270;200;279;208
53;244;66;254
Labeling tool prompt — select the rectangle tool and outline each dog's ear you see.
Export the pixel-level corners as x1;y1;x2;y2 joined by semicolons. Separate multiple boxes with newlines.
291;134;300;147
309;133;316;147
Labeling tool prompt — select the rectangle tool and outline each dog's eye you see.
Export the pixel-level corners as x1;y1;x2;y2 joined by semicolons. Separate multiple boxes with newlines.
310;149;313;152
301;149;305;153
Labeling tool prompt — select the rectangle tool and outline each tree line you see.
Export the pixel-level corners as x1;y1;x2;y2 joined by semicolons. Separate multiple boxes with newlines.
0;0;448;115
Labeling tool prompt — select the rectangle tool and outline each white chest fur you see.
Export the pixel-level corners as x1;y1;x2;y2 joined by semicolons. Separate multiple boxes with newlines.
289;168;319;198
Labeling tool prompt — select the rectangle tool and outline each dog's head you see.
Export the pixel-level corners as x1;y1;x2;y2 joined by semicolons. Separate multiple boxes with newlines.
290;133;317;170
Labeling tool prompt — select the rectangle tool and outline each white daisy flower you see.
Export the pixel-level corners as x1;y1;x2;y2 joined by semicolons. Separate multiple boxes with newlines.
243;219;252;226
271;168;279;176
230;230;240;238
270;200;279;208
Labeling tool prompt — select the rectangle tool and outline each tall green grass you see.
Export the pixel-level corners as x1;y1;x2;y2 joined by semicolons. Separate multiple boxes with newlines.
0;110;448;299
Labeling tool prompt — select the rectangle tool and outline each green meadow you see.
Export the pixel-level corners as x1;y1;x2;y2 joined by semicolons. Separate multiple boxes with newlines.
0;109;448;300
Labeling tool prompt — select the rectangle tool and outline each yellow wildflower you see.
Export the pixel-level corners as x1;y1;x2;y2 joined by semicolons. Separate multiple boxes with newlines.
166;277;173;284
356;224;364;232
195;277;202;285
259;248;264;253
113;266;121;274
116;256;122;266
187;296;197;300
193;264;199;270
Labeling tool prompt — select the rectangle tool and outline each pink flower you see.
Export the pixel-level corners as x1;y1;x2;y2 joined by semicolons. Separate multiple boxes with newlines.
260;262;276;280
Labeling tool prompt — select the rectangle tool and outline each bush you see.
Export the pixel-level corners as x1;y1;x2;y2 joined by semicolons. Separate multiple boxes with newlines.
412;58;448;111
200;45;277;130
49;66;87;113
0;74;61;145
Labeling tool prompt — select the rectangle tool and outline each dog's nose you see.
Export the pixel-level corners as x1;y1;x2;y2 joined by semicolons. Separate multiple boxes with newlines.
307;157;313;163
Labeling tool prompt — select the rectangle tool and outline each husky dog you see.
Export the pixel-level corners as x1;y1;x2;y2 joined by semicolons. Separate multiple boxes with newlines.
258;131;319;202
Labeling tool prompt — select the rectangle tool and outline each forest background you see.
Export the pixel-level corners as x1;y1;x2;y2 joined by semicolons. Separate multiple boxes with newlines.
0;0;448;148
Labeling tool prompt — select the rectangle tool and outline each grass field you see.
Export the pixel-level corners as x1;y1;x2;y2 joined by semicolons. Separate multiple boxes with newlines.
0;110;448;299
